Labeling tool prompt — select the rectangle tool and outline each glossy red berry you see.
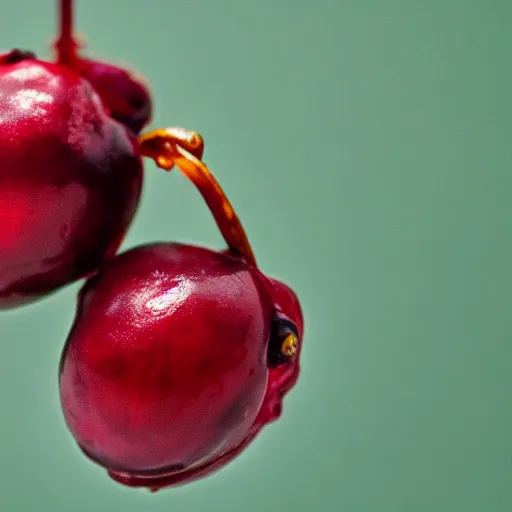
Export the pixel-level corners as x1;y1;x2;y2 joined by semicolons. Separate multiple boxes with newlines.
0;53;142;307
60;243;301;489
59;130;303;490
0;1;152;307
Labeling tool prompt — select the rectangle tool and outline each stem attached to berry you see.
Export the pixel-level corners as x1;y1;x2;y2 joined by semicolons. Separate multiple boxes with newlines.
139;128;257;267
55;0;78;67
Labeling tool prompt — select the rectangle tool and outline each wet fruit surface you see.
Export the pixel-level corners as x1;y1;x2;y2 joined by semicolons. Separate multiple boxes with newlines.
0;58;142;307
60;243;302;489
60;244;274;475
0;0;153;308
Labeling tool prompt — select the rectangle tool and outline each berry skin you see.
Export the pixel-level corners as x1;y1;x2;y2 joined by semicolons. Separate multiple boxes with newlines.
0;54;142;308
0;1;152;307
59;128;303;491
59;243;302;490
76;58;152;134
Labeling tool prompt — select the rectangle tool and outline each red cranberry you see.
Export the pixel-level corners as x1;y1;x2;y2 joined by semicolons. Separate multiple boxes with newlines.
59;129;303;490
0;0;153;307
0;54;142;307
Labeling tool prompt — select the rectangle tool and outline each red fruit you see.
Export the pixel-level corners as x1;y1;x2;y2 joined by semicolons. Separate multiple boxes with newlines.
0;1;151;307
59;129;303;490
55;0;152;133
0;53;142;307
76;58;152;134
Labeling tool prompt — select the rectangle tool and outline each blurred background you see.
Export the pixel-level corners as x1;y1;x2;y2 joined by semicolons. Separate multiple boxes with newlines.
1;0;511;510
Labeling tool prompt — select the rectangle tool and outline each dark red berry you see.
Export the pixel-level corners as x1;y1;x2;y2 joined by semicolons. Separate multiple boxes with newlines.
59;244;302;490
76;58;152;134
0;56;142;307
59;130;303;490
0;1;153;307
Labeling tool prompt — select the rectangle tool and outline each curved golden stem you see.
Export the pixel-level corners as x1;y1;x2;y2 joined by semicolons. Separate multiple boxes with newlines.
139;128;257;267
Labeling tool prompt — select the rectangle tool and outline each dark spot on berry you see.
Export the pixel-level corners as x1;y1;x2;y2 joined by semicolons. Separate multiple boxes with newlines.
1;49;36;64
267;314;300;367
272;402;282;418
128;95;145;110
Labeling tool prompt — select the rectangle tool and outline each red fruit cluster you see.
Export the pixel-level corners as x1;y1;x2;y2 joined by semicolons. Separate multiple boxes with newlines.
1;0;303;492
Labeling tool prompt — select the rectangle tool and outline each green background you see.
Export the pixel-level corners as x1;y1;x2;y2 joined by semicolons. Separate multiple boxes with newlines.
1;1;510;510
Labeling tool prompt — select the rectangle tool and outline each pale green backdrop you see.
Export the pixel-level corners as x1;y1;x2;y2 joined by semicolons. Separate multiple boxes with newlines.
0;1;510;511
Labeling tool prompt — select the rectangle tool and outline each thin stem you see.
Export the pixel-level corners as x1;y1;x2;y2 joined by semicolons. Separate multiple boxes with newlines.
56;0;77;67
139;128;257;267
